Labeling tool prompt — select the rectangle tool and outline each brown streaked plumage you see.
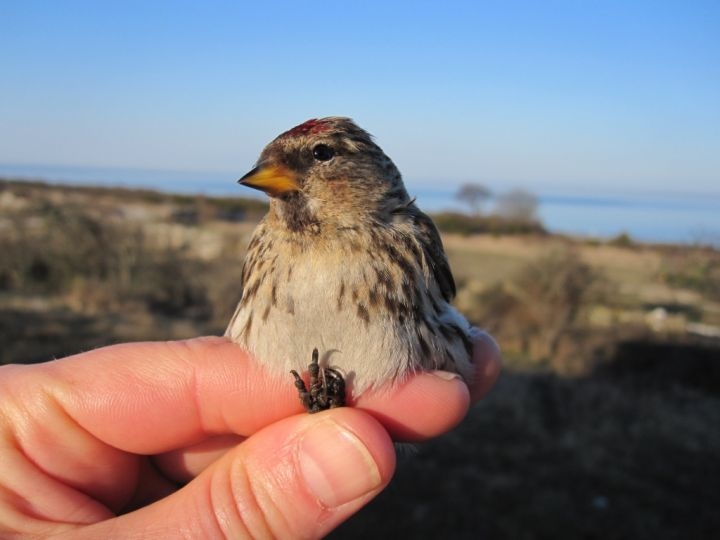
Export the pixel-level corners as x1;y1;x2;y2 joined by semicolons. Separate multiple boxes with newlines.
226;117;474;397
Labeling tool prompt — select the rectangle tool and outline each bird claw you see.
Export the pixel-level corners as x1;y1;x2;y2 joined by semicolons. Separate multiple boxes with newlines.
291;348;346;413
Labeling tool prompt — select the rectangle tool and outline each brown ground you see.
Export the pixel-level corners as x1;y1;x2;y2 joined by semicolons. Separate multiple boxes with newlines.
2;179;719;539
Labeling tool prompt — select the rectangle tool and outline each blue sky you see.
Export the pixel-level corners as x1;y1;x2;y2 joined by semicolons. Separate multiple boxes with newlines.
1;0;719;196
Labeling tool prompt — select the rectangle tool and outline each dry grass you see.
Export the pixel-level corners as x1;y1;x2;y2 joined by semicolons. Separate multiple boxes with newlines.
445;233;662;287
446;232;715;320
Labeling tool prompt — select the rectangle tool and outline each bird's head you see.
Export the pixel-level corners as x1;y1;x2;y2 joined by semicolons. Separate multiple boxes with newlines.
238;117;409;232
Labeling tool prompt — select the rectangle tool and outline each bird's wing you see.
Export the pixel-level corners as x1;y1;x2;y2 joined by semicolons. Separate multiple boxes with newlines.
224;223;263;337
412;209;457;302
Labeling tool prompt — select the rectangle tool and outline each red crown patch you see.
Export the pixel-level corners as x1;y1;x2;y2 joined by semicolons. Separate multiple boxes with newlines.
282;119;333;138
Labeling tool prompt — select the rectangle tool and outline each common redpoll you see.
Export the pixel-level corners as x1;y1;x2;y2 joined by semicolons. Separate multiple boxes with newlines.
226;117;474;411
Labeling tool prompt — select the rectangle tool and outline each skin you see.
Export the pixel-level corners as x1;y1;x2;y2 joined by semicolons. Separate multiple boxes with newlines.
0;332;500;539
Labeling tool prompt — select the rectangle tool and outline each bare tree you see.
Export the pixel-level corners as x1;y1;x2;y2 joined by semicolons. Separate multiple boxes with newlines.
495;189;539;222
455;183;492;215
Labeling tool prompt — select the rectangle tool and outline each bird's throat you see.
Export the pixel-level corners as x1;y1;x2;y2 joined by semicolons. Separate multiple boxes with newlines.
273;192;321;234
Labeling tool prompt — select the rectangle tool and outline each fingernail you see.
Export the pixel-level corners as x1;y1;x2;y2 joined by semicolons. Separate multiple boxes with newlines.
431;370;462;381
299;419;381;508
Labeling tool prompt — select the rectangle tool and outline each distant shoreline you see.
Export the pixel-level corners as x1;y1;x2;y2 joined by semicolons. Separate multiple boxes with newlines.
1;165;719;246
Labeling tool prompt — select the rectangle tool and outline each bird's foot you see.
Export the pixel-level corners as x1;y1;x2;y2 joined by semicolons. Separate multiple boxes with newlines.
291;348;346;413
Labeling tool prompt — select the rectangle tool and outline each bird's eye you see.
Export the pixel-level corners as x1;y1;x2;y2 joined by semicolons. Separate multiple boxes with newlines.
312;144;335;161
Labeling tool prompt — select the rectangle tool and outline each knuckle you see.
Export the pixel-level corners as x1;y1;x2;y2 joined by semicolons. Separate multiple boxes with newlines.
207;458;294;539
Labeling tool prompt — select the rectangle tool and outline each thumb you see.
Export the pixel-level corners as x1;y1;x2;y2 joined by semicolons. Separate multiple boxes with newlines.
76;408;395;539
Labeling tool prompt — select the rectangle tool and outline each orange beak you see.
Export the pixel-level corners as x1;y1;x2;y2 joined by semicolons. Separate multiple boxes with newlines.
238;164;300;197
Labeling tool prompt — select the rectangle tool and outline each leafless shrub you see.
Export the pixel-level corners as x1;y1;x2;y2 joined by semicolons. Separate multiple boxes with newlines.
458;247;603;370
0;203;212;319
658;247;720;301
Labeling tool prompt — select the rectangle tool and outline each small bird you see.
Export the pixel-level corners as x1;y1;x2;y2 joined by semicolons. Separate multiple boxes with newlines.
226;117;474;410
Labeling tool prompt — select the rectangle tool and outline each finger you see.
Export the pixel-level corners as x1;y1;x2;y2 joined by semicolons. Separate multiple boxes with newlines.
354;330;501;440
354;371;470;441
468;329;502;402
153;369;472;477
44;335;484;451
10;332;494;509
153;434;245;484
44;337;300;454
0;338;298;521
121;458;179;513
71;408;396;540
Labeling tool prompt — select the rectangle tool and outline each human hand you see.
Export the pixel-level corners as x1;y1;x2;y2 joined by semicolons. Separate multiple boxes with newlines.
0;333;500;538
